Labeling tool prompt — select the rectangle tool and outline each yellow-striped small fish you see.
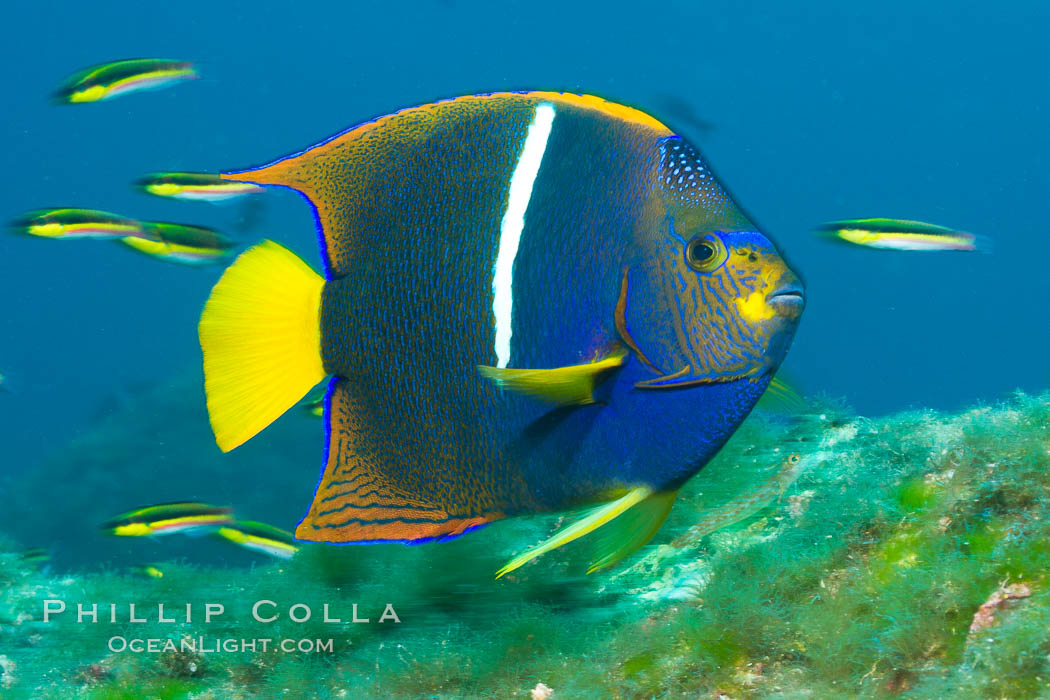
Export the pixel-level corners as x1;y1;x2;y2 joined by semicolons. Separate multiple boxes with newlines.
101;502;233;537
19;548;51;565
12;208;150;240
300;387;326;417
53;58;197;104
815;218;978;252
136;172;265;203
672;453;805;548
119;222;235;265
130;564;165;579
215;521;299;560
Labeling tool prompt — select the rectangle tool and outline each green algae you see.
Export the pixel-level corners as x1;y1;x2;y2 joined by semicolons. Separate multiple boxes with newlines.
3;390;1050;697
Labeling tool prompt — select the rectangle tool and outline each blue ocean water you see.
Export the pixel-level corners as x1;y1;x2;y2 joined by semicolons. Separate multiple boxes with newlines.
0;1;1046;479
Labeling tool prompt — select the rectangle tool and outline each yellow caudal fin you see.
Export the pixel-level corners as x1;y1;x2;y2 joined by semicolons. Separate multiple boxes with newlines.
199;240;326;452
496;486;676;578
479;347;627;406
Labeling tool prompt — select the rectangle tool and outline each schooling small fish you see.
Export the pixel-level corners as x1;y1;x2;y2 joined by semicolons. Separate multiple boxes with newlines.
656;94;716;134
53;58;197;104
215;521;299;560
198;92;805;576
672;453;804;549
815;218;978;251
135;172;265;203
11;208;149;240
119;222;235;265
101;502;234;537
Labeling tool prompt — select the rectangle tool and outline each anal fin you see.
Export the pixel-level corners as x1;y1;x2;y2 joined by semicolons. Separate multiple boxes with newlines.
496;487;677;578
479;347;627;406
297;379;502;544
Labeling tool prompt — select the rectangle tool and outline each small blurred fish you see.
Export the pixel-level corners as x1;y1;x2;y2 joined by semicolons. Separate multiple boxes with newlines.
233;197;267;235
11;208;150;240
119;222;236;265
101;502;234;537
815;218;978;252
672;452;806;548
300;387;326;417
215;521;298;560
19;548;50;565
53;58;197;104
655;95;716;135
130;564;165;579
0;372;8;393
135;172;265;203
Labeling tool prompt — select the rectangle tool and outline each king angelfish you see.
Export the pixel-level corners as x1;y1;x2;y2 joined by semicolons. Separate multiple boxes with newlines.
198;91;805;576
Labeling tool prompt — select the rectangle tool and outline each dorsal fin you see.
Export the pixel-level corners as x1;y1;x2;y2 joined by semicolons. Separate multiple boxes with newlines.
221;92;671;279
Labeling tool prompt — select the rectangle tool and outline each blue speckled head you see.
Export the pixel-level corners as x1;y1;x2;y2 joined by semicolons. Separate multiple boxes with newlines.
619;136;804;389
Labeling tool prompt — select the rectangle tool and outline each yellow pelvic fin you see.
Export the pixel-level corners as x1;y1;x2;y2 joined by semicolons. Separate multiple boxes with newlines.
199;240;326;452
496;486;676;578
587;489;677;573
479;348;627;406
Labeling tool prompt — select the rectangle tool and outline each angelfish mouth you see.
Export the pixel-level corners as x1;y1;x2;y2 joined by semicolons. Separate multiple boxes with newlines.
767;284;805;307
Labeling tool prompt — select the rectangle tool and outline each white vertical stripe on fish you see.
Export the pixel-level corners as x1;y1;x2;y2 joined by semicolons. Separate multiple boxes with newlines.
492;102;556;368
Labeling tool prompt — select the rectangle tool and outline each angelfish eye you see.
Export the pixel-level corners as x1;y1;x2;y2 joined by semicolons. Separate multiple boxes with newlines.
685;233;727;272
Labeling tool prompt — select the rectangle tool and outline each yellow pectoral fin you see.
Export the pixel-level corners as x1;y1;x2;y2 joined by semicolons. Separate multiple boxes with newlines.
479;348;627;406
496;486;676;578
